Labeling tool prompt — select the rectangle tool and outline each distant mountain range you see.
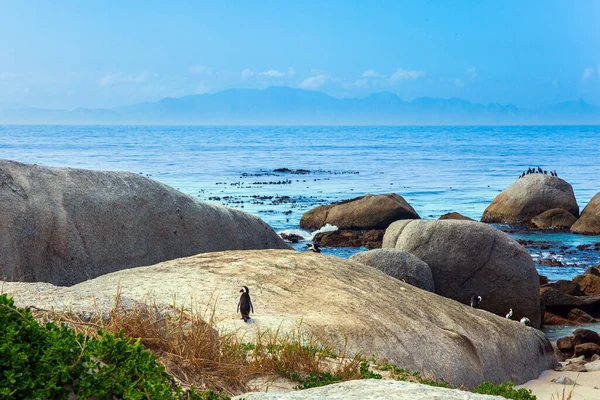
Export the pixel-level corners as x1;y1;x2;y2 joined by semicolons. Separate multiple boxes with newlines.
2;87;600;125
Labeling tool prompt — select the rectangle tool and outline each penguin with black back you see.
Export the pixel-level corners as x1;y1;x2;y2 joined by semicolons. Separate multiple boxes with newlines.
306;243;321;253
470;295;482;308
237;286;254;322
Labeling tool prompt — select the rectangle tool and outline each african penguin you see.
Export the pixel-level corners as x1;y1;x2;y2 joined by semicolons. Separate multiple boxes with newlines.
470;295;482;309
307;243;321;253
520;317;530;326
237;286;254;322
505;308;513;319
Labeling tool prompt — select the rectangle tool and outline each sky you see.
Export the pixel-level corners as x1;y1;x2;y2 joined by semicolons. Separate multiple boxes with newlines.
0;0;599;110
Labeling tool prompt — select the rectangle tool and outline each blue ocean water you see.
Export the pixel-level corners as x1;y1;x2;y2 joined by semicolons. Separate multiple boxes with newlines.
1;125;599;282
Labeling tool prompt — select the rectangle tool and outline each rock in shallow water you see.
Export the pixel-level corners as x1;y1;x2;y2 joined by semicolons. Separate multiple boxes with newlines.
571;192;600;234
481;174;579;224
300;193;420;230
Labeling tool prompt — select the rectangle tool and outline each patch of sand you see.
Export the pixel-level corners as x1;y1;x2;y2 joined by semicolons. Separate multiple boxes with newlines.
517;369;600;400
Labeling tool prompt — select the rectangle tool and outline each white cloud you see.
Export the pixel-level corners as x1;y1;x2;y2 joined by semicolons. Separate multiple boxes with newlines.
582;67;594;80
189;65;213;75
354;78;368;88
362;69;386;78
389;68;425;84
98;72;150;87
298;74;329;89
195;82;209;94
467;67;477;80
241;68;254;80
454;78;466;88
259;69;286;78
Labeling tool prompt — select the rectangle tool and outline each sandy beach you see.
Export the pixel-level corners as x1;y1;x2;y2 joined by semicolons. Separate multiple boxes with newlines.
517;370;600;400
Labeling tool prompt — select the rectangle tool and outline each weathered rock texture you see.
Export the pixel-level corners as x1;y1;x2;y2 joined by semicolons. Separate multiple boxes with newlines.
233;379;506;400
574;273;600;296
3;250;556;389
529;208;577;230
313;229;384;249
0;160;289;286
571;192;600;234
350;249;434;292
540;287;600;324
481;174;579;223
300;193;419;231
383;219;542;328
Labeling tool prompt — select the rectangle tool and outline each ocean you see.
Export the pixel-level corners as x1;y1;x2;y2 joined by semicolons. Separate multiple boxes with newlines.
1;124;599;284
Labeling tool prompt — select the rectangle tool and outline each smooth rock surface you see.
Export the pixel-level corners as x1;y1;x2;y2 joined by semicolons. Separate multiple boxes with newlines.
571;192;600;234
529;208;577;230
383;219;542;327
439;212;474;221
3;250;556;389
0;160;289;286
585;360;600;372
350;249;435;292
233;379;506;400
300;193;419;230
481;174;579;223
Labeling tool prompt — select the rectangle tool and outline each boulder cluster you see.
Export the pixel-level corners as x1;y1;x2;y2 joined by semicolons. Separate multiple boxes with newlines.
480;172;600;234
555;329;600;372
540;266;600;325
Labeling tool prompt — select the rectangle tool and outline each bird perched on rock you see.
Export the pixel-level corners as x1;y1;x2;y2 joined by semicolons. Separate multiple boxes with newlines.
470;295;482;308
237;286;254;322
505;308;513;319
306;243;321;253
520;317;530;326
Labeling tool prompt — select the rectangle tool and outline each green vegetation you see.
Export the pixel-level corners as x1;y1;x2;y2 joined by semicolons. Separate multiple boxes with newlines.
1;292;547;400
473;381;536;400
0;294;225;400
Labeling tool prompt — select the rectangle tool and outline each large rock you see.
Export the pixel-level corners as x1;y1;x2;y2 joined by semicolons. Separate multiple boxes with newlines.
4;250;556;389
481;174;579;223
382;220;542;327
573;273;600;296
233;379;506;400
350;249;435;292
0;160;288;286
571;192;600;234
529;208;577;230
300;193;419;230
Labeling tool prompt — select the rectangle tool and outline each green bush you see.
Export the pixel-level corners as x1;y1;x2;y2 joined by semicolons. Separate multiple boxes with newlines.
0;294;228;400
473;381;536;400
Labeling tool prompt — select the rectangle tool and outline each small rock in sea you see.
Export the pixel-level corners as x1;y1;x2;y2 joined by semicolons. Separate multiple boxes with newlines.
552;376;578;385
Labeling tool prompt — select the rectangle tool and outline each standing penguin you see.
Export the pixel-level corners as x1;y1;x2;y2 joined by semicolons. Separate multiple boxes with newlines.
470;295;482;308
505;308;513;319
237;286;254;322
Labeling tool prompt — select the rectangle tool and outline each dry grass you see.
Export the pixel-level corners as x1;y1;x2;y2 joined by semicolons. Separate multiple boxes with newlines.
27;289;364;396
550;376;578;400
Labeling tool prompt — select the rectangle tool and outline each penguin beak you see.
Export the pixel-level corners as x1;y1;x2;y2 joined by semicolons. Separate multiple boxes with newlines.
239;289;243;293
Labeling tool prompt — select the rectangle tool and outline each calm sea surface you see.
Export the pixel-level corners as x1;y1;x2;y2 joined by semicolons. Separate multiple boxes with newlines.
1;125;599;283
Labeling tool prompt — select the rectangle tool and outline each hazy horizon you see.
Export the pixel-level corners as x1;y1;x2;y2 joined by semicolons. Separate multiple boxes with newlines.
1;0;599;113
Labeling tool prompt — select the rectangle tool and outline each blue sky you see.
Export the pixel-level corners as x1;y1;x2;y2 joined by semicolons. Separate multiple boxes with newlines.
1;0;599;109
